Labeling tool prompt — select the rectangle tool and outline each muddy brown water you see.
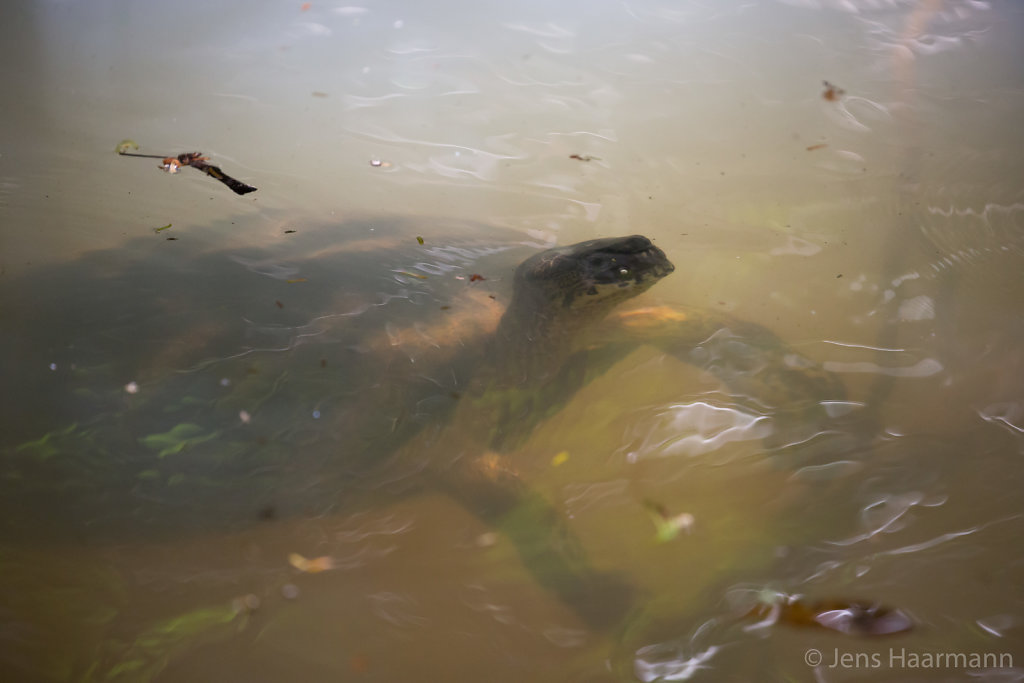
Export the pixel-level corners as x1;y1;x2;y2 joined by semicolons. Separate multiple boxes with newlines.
2;1;1023;681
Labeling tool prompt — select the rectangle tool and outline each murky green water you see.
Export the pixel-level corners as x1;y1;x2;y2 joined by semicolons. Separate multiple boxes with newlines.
2;0;1023;681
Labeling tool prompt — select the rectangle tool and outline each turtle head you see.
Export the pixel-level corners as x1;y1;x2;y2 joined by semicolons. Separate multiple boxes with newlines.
493;235;673;382
514;234;675;317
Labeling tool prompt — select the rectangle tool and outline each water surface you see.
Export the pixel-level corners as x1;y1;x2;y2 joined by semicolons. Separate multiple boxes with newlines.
2;1;1023;681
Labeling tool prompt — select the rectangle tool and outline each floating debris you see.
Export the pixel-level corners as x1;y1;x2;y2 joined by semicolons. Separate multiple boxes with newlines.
275;300;284;309
124;381;140;394
154;223;172;233
115;139;140;154
288;553;335;573
822;80;845;102
284;229;297;234
469;273;486;282
117;142;257;195
806;143;828;152
286;278;307;283
396;270;428;280
746;593;913;636
416;236;425;245
643;499;695;542
569;154;599;162
551;451;570;467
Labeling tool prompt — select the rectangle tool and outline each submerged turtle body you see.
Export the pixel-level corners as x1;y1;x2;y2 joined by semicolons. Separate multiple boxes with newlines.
2;226;844;629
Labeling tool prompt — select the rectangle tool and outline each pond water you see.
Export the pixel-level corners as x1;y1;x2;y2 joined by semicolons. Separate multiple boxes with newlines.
2;0;1023;681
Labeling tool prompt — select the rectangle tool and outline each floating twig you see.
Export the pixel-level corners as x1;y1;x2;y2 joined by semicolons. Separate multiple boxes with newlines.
116;140;257;195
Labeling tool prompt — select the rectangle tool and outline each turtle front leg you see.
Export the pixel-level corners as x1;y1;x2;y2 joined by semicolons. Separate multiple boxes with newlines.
428;455;636;630
588;305;851;451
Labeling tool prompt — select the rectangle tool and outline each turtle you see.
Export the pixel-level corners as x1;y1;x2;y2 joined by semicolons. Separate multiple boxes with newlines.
0;224;846;638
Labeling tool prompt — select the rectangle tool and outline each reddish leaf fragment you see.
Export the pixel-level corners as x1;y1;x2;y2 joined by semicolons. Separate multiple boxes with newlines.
469;273;486;282
747;597;913;636
822;80;845;101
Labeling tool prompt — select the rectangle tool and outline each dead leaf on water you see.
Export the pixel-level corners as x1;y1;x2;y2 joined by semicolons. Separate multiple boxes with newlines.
154;223;172;233
286;278;307;283
822;80;845;101
643;499;694;542
288;553;335;573
116;139;139;154
745;594;913;636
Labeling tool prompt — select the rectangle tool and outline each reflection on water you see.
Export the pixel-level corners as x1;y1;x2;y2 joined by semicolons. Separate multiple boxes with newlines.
2;0;1024;680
